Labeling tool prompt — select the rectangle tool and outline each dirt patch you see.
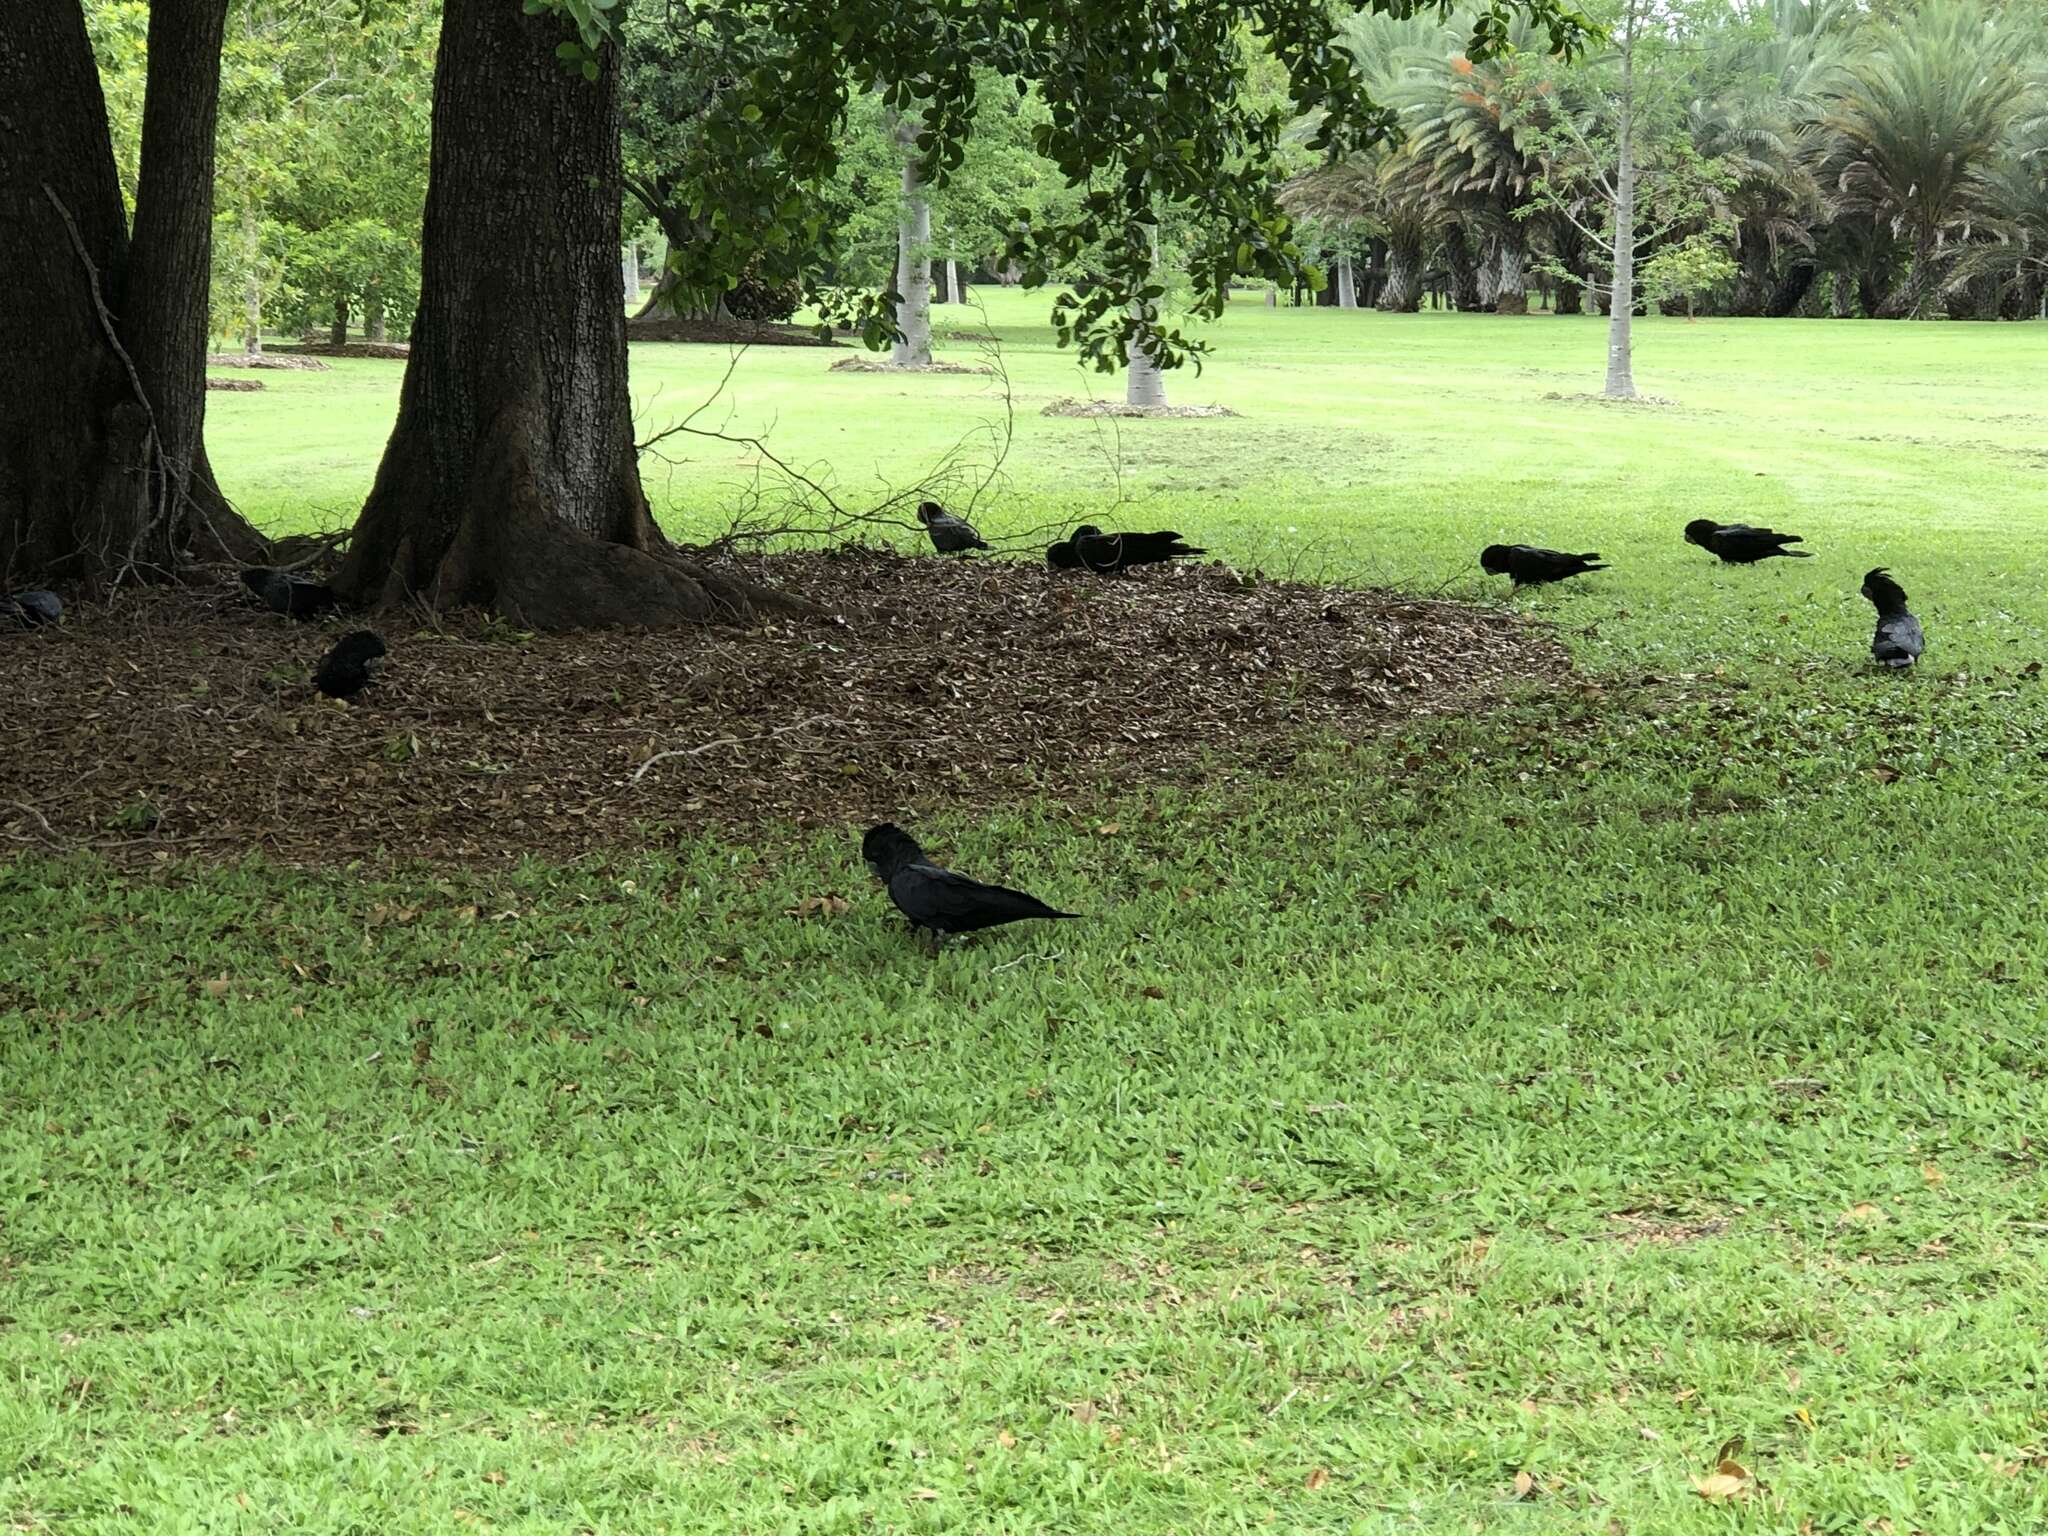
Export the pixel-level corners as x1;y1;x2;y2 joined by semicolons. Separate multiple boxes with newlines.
0;550;1564;867
1042;397;1239;419
205;377;266;392
1540;390;1679;408
936;330;998;343
284;339;412;360
829;356;989;375
1605;1211;1734;1247
626;315;838;347
205;353;331;372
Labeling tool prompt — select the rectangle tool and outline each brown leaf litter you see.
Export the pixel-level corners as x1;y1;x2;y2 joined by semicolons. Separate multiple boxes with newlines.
0;548;1565;867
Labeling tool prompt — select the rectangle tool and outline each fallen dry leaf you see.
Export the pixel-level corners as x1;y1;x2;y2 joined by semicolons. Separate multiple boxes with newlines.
1512;1470;1537;1499
1694;1472;1748;1503
1840;1202;1888;1226
1921;1162;1945;1186
783;894;851;919
1869;763;1902;784
1305;1467;1329;1492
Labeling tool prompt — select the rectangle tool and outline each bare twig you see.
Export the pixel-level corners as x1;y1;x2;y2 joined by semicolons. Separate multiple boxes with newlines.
630;714;840;784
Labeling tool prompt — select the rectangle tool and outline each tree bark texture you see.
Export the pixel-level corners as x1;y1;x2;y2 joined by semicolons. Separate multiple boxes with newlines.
1377;237;1423;313
1443;225;1483;311
1765;262;1815;318
0;0;256;588
331;297;350;347
241;200;265;355
1335;251;1357;309
889;118;934;366
1494;232;1529;314
336;0;792;627
1603;9;1640;400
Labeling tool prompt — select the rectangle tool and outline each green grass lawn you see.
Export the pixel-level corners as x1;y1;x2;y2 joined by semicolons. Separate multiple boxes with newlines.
7;297;2048;1533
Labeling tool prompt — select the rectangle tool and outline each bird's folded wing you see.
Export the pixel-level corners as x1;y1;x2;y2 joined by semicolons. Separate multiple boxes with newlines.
891;865;1059;927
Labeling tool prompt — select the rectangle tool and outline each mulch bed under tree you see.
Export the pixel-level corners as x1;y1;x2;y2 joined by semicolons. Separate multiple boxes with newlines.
205;353;332;371
828;356;991;375
625;315;839;346
1041;397;1239;419
0;551;1564;867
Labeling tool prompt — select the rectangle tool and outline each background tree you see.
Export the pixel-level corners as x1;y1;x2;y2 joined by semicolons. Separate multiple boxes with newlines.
1821;1;2033;318
1641;230;1738;316
326;0;1591;626
2;1;263;588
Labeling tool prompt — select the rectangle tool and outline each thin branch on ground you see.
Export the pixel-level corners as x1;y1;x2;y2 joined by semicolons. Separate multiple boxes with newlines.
630;714;842;785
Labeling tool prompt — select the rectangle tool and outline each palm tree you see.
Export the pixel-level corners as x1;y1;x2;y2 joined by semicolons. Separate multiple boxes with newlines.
1691;0;1854;315
1821;1;2032;318
1390;30;1553;314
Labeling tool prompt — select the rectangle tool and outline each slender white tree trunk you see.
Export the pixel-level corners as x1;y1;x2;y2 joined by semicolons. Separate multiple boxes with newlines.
240;199;263;357
1127;224;1166;408
890;117;934;367
1336;251;1358;308
1603;20;1638;400
622;242;641;304
1126;333;1166;408
940;256;958;304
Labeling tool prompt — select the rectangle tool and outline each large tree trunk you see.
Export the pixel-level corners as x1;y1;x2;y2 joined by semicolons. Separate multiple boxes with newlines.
1442;225;1482;311
1875;244;1938;320
330;296;350;347
1494;229;1529;314
889;116;934;367
335;0;790;628
1475;238;1501;309
1729;231;1770;317
1765;261;1815;318
1376;237;1423;313
0;0;257;588
366;294;389;342
621;242;641;304
1335;251;1358;309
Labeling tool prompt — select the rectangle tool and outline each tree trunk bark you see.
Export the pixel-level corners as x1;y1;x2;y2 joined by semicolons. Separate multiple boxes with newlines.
1336;251;1357;309
1443;225;1482;311
330;296;350;348
1476;238;1501;309
1765;262;1815;318
889;117;934;366
241;201;264;356
1603;5;1640;400
1126;328;1167;407
1494;232;1529;314
0;0;256;589
1875;245;1937;320
621;241;641;304
1730;233;1770;317
335;0;793;628
366;296;388;342
1376;240;1422;313
941;256;959;304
